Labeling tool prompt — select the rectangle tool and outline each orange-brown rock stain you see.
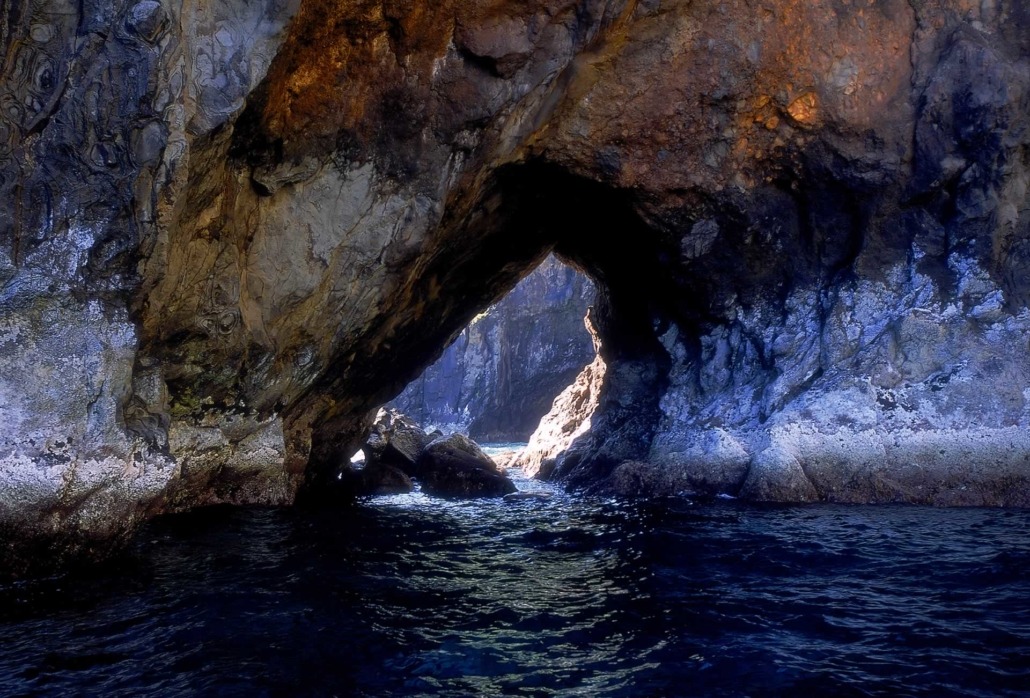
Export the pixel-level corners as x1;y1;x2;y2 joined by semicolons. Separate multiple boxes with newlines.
537;0;918;195
258;0;406;150
249;0;585;161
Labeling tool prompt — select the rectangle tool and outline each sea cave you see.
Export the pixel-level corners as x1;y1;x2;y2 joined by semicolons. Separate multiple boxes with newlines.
1;0;1029;693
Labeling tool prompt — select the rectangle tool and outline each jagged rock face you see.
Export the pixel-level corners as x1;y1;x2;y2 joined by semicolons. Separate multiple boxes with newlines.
1;0;1029;568
390;254;595;441
514;351;606;480
518;0;1030;505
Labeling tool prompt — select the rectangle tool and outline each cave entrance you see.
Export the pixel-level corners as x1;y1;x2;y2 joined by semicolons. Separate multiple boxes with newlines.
305;161;673;496
388;253;597;445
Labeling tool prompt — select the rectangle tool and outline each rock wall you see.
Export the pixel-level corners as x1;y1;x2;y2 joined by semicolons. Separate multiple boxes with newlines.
1;0;1029;571
390;254;595;442
513;0;1030;508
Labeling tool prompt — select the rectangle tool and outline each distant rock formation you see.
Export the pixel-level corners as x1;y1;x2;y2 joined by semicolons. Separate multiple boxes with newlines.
390;255;595;442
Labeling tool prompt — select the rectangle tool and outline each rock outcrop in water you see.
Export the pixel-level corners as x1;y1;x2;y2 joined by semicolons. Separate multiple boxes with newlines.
418;433;517;498
364;409;432;477
337;459;414;498
390;254;595;442
346;409;515;498
1;0;1029;570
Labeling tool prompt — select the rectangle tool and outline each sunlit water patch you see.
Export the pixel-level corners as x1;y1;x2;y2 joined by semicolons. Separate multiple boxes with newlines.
1;478;1028;696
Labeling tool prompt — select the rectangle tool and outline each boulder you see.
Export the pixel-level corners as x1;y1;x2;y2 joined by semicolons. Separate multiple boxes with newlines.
503;491;553;502
359;462;415;496
363;408;432;477
739;445;820;503
417;434;517;498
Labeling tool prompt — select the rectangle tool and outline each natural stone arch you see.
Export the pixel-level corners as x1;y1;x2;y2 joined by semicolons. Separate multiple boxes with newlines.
2;0;1030;576
118;0;1030;515
285;159;678;499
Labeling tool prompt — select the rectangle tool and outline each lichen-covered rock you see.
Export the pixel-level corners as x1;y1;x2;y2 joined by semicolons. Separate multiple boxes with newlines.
609;428;752;497
739;445;820;504
418;434;517;498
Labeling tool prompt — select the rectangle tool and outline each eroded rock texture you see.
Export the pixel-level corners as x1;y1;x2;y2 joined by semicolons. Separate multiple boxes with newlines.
1;0;1029;570
390;254;595;441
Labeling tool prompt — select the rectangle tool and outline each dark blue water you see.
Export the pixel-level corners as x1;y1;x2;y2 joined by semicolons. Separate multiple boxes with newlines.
2;471;1029;697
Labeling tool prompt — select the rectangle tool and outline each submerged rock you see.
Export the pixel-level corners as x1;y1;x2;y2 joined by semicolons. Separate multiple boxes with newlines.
503;491;553;502
418;434;517;498
336;462;414;498
363;463;414;496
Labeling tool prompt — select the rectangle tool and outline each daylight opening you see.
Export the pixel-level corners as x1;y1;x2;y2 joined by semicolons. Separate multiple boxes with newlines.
329;254;603;500
389;254;596;444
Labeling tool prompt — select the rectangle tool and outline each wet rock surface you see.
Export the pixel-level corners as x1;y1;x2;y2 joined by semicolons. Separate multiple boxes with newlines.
352;411;516;499
363;409;432;477
1;0;1029;569
336;461;414;498
417;434;518;499
503;490;554;502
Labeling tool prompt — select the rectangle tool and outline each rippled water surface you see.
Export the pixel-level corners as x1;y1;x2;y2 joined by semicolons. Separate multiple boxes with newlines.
2;466;1029;697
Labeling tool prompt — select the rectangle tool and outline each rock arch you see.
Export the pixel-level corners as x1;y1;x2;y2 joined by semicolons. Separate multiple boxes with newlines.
2;0;1030;572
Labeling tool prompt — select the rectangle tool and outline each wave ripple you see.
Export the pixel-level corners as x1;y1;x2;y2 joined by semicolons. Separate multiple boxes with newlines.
2;476;1029;696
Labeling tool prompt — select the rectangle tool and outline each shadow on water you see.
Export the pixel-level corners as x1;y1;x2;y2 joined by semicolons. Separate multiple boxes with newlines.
2;473;1029;697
